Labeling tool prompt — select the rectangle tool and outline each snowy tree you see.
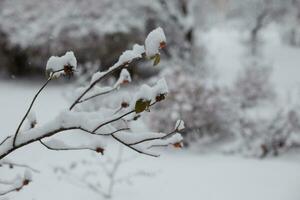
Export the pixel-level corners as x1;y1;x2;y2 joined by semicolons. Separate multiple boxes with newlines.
0;27;184;196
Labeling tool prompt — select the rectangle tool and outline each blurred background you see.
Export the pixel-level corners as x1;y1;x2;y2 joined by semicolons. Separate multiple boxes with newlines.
1;0;300;199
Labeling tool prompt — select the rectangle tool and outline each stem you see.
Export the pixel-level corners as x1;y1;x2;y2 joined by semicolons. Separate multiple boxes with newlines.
69;57;142;111
13;77;52;147
77;87;116;104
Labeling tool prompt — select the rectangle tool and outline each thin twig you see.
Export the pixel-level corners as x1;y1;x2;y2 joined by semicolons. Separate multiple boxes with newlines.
92;110;135;132
1;161;40;173
69;57;142;111
0;185;24;196
0;127;78;160
78;127;129;136
111;134;158;157
13;76;53;147
77;87;117;104
0;136;10;145
127;130;176;146
92;100;159;133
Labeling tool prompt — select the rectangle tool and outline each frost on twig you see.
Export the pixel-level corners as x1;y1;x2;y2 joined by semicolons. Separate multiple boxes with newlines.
46;51;77;78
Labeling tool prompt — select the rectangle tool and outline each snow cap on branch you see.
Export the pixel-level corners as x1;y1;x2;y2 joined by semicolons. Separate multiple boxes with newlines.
120;92;131;108
145;27;166;57
114;69;131;88
90;72;105;84
46;51;77;78
153;78;168;97
24;169;32;182
118;44;145;64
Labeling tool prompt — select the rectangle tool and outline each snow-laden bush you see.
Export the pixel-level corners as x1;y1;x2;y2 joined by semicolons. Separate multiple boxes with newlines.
147;59;300;157
0;27;184;196
146;66;238;145
233;61;275;109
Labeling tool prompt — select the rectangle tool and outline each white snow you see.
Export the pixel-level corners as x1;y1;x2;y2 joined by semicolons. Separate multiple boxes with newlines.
118;44;145;63
46;51;77;77
24;169;32;181
152;78;169;96
0;81;300;200
145;27;166;57
26;110;37;125
90;72;105;84
114;68;131;88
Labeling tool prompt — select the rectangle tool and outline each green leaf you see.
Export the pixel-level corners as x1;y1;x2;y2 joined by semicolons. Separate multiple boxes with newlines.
135;99;151;113
153;54;160;66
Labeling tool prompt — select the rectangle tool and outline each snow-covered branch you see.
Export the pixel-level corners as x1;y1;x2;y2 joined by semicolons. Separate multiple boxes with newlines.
0;27;183;164
0;162;34;196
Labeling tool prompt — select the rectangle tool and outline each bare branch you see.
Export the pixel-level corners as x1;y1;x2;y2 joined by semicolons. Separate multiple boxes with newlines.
0;185;24;196
0;127;78;160
92;101;159;133
0;136;10;146
92;110;135;132
69;57;142;111
77;87;117;104
111;134;159;157
0;160;40;173
13;76;53;147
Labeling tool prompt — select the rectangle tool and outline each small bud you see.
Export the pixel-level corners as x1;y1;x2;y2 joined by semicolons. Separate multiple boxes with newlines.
122;80;130;85
159;41;166;49
23;179;30;186
95;147;104;155
30;121;37;129
121;101;129;108
133;114;141;121
155;93;166;102
173;142;183;148
63;65;75;77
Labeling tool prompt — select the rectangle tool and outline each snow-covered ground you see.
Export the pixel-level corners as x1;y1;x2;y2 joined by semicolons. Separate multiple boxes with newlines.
1;78;300;200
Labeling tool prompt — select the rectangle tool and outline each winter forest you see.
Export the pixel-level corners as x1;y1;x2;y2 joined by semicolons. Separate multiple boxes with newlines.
0;0;300;199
